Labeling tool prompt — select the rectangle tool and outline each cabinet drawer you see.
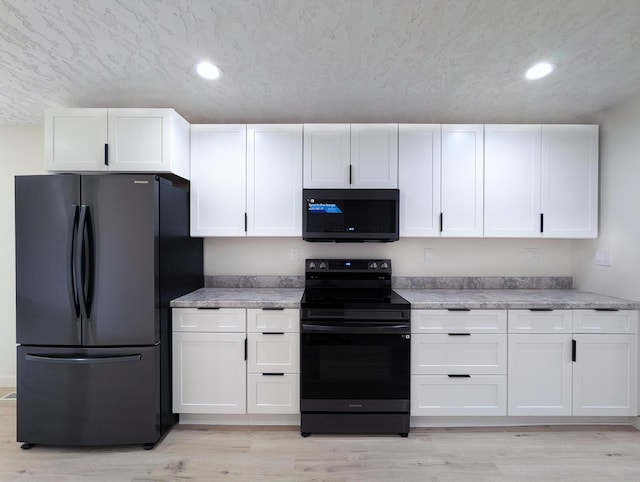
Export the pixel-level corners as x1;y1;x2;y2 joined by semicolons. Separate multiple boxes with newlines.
411;375;506;416
247;333;299;373
411;310;506;334
411;334;506;375
247;308;300;333
573;310;638;334
508;310;573;333
247;373;300;414
172;308;246;332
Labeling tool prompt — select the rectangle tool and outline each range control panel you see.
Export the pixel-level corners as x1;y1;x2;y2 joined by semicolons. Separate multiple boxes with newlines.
305;259;391;272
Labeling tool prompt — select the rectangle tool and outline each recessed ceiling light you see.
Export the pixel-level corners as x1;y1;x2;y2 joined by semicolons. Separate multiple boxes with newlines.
525;62;555;80
196;61;222;80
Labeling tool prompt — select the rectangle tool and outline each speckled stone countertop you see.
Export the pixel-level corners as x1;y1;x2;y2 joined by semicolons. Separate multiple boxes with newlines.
171;288;304;309
396;289;640;310
171;287;640;310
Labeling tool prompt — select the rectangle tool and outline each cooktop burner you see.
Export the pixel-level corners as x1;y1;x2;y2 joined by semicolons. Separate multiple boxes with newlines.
301;258;410;311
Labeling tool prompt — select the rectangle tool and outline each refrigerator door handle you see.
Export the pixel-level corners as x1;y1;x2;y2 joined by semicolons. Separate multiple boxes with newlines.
76;205;95;319
67;205;80;318
25;354;142;364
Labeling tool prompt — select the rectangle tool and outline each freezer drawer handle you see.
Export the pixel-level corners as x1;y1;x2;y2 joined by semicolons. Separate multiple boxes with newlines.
25;354;142;364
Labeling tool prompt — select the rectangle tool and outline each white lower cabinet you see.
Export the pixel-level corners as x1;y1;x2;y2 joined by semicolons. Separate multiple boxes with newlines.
172;332;247;414
572;333;637;416
246;309;300;414
411;310;507;416
172;307;300;416
507;309;638;417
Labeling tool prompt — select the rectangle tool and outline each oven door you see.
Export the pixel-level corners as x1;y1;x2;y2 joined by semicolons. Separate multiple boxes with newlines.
300;320;410;412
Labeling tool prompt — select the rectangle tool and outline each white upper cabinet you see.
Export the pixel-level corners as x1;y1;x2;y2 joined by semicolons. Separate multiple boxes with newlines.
398;124;441;237
303;124;351;188
247;124;303;236
441;124;484;237
44;108;108;172
541;125;599;238
484;124;542;237
350;124;398;188
45;108;190;179
303;123;398;188
190;125;247;236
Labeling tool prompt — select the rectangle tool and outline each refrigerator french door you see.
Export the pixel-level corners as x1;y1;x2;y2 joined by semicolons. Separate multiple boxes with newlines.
15;174;203;448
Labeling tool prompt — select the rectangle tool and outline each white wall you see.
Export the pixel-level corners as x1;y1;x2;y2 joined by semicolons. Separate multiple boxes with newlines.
204;237;572;277
572;92;640;301
0;126;45;387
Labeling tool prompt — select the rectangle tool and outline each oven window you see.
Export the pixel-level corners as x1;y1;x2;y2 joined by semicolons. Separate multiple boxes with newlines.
300;333;410;400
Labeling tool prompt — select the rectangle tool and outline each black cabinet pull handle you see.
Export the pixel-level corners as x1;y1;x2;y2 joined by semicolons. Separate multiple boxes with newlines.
244;338;247;361
447;308;471;312
262;373;285;376
197;307;220;310
448;333;471;336
262;307;285;311
244;212;247;232
104;144;109;165
572;339;577;362
540;213;544;233
262;332;285;335
529;308;553;312
594;308;619;312
439;212;443;232
448;374;471;378
349;164;352;184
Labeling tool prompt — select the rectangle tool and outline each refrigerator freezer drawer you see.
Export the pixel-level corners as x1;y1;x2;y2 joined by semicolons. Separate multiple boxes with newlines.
17;345;161;447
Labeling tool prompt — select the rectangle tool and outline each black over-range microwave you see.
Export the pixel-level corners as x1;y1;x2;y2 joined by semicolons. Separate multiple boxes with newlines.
302;188;399;242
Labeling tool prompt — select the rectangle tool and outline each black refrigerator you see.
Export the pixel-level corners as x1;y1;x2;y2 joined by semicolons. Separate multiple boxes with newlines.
15;174;203;449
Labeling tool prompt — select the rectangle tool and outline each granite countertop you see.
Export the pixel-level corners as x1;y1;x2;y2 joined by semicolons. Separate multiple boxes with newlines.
171;287;640;310
395;289;640;310
171;288;304;309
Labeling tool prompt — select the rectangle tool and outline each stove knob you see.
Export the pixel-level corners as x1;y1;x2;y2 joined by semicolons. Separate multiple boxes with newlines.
308;261;316;269
319;262;328;269
381;261;389;269
369;262;378;270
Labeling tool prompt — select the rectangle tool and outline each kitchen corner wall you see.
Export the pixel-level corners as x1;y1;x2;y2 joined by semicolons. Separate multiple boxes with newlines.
572;91;640;302
204;237;572;277
0;126;46;387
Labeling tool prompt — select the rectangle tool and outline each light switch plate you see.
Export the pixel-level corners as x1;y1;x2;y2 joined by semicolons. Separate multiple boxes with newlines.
595;248;613;267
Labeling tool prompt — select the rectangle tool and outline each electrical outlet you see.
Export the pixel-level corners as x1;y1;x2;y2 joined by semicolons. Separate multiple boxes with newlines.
524;248;539;265
424;248;434;263
290;248;300;262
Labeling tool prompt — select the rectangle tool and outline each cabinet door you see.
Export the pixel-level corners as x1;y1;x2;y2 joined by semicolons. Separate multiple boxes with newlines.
107;108;190;178
44;108;108;172
440;125;484;237
172;332;246;414
484;125;541;237
190;125;247;236
573;334;638;416
398;124;441;237
411;375;506;416
508;334;572;415
303;124;350;188
247;373;300;414
247;125;303;236
541;125;598;238
350;124;398;188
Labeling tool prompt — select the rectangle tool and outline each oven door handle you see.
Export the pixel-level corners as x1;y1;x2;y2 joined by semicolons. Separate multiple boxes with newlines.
301;322;410;334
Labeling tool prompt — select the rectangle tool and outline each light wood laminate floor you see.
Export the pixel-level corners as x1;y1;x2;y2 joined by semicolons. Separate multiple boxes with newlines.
2;388;640;481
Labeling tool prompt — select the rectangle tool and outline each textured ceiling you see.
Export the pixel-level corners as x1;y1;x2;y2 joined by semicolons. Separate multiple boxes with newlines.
2;0;640;126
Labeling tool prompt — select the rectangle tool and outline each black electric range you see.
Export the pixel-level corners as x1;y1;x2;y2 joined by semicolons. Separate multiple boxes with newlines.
299;259;411;437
